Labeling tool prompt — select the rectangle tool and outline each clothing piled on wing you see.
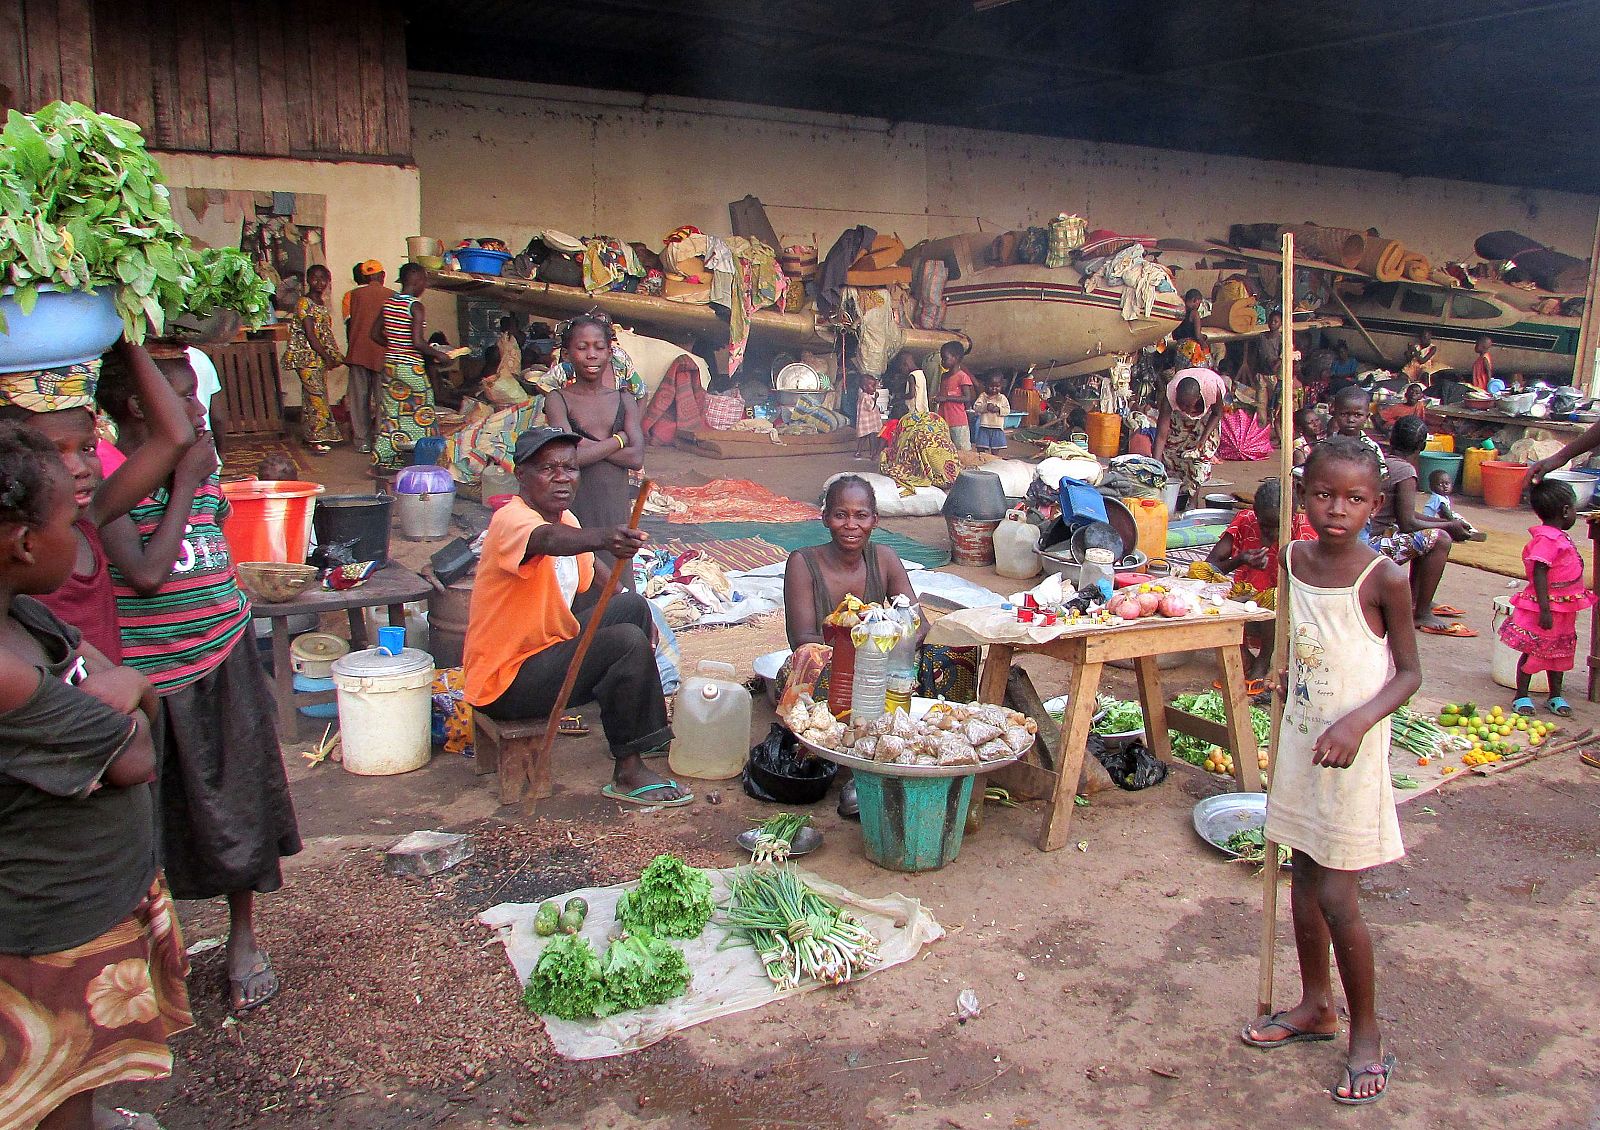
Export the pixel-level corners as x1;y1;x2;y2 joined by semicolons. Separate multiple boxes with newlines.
634;546;740;629
1073;239;1176;321
581;236;645;293
780;394;850;436
841;285;910;376
658;228;786;376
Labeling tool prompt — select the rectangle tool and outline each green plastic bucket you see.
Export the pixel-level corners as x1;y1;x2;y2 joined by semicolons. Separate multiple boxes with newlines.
853;770;975;872
1416;450;1463;491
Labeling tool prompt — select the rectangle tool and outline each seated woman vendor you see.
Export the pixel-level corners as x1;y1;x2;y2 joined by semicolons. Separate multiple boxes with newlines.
462;426;688;807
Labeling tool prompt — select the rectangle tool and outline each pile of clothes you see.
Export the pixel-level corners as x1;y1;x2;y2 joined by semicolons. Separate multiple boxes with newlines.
635;547;741;630
1071;231;1177;321
660;226;786;375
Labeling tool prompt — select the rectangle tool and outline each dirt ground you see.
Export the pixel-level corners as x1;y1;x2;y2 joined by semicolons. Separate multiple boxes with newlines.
109;442;1600;1129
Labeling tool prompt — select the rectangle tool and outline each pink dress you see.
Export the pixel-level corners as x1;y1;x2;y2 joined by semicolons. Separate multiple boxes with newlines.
1499;524;1596;673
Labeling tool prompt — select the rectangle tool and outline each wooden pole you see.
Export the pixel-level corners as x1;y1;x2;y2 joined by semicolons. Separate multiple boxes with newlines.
1572;207;1600;398
1258;234;1295;1019
527;479;655;815
1329;287;1389;368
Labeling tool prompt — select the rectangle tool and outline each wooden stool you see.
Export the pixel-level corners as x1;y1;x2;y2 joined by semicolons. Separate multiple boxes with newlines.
472;712;553;807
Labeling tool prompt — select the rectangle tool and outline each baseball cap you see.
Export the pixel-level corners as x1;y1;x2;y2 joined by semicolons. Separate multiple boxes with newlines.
512;426;581;465
358;259;384;278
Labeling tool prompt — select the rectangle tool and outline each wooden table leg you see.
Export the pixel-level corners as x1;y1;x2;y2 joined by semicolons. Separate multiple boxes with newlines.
348;608;370;650
270;617;297;734
1216;644;1264;791
977;644;1014;707
1039;659;1103;852
387;603;406;630
1134;655;1173;763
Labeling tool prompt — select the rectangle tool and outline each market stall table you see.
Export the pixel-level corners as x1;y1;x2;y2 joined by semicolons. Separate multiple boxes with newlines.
1588;513;1600;702
250;561;434;731
1426;404;1589;448
929;603;1274;851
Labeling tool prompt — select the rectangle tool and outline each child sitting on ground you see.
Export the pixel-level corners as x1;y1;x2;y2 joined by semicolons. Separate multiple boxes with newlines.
971;371;1012;455
854;373;884;462
1188;478;1314;693
1422;470;1457;520
255;452;299;482
0;424;193;1130
1292;407;1325;468
1330;385;1386;473
97;353;303;1015
1241;434;1419;1109
1499;478;1595;717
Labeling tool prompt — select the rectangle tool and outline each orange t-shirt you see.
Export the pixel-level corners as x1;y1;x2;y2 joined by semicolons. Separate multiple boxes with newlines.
463;497;594;707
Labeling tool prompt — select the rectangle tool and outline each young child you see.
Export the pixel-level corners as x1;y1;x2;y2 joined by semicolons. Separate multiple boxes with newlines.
935;341;977;451
1329;386;1385;476
0;342;195;662
1292;406;1325;468
0;424;193;1130
256;452;300;482
1499;479;1595;717
1190;478;1315;692
1472;335;1495;392
854;373;884;461
1242;435;1420;1108
971;371;1011;455
98;354;303;1014
1422;470;1457;520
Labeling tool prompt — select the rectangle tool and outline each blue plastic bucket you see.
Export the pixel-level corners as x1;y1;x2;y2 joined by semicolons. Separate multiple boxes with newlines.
447;248;512;276
853;769;976;872
0;287;123;373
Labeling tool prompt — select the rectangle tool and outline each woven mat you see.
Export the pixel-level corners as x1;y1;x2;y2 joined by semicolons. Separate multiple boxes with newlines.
645;518;950;569
1449;527;1595;580
659;536;787;573
221;438;307;479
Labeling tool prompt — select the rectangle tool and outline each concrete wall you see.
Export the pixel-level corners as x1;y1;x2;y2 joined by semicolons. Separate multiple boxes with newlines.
411;72;1598;333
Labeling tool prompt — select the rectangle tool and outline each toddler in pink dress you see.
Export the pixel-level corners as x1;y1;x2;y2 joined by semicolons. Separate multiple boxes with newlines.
1499;478;1595;716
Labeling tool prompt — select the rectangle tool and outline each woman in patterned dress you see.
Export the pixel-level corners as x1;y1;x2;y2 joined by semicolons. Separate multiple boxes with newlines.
371;263;452;471
283;264;346;453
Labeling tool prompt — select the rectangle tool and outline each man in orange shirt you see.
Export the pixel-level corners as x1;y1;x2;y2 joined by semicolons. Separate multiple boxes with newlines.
1471;335;1495;392
462;427;689;806
343;260;396;454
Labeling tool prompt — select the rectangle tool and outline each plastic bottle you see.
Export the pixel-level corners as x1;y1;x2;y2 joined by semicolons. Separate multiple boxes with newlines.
849;612;897;724
1077;547;1115;602
885;596;920;714
993;509;1043;579
667;660;752;781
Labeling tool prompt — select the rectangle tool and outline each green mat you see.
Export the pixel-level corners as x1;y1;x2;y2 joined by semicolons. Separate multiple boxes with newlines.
643;518;950;568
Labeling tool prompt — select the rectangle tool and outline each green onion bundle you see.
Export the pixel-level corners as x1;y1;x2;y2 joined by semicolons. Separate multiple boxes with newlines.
748;813;810;865
720;867;881;989
1389;706;1464;758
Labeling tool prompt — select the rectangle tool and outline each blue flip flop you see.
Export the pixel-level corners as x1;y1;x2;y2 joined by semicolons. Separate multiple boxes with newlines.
601;780;693;807
1547;696;1573;717
1512;697;1536;716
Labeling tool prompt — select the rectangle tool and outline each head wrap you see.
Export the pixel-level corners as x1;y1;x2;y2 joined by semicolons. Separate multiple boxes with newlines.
0;361;100;413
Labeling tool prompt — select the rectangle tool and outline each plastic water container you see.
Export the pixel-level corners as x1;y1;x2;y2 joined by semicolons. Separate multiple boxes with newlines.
395;465;455;540
849;617;899;725
993;510;1042;579
1491;597;1549;693
330;644;435;775
1129;496;1170;561
886;596;920;713
667;661;751;781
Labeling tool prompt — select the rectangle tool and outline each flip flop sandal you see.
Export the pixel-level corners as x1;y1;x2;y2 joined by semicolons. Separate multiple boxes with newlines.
1513;697;1536;716
601;781;693;807
1240;1011;1338;1049
1547;697;1574;717
1418;623;1478;637
557;714;588;736
1332;1052;1397;1105
229;957;280;1013
1431;604;1467;618
1580;750;1600;770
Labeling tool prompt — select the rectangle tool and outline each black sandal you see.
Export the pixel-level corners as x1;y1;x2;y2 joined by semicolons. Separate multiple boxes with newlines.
1332;1053;1396;1105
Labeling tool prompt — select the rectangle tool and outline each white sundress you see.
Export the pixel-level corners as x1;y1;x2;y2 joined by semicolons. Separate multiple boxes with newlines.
1264;544;1405;871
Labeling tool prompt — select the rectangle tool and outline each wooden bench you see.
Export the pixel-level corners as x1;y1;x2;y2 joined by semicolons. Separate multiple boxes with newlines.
472;712;553;808
200;340;285;438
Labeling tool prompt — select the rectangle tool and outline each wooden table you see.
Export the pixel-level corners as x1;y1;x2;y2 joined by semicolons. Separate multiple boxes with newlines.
1587;515;1600;702
1428;404;1589;443
962;609;1273;851
249;561;434;731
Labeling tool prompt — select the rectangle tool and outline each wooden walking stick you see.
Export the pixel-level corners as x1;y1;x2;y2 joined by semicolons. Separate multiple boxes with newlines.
526;478;655;816
1258;233;1296;1018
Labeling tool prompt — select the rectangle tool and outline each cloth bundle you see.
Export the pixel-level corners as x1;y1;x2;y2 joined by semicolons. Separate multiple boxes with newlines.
0;360;100;412
581;236;645;293
783;395;849;435
636;547;739;630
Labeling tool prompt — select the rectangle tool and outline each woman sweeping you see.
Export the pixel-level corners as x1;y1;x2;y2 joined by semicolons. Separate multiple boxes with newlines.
283;264;346;453
544;315;646;592
371;263;453;471
1153;366;1228;510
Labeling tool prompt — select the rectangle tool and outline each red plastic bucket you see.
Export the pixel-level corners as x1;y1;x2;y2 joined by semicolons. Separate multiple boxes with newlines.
222;479;326;563
1479;461;1528;510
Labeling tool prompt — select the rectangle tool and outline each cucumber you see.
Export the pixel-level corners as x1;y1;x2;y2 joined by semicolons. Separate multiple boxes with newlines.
558;908;585;935
533;901;561;937
563;896;588;917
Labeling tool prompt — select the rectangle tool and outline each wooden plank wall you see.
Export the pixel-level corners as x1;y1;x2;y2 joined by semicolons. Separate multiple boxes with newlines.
0;0;411;161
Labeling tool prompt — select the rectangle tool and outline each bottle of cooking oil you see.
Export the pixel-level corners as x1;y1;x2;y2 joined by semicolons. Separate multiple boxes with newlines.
668;661;751;780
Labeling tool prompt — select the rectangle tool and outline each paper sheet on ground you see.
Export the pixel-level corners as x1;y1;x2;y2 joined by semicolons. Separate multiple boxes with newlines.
927;600;1270;648
480;867;944;1060
729;561;1008;615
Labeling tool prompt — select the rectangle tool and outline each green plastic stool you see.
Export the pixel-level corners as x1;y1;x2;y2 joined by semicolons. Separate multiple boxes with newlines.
852;769;975;872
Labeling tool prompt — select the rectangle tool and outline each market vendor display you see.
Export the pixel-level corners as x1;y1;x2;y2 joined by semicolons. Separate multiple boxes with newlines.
463;426;688;807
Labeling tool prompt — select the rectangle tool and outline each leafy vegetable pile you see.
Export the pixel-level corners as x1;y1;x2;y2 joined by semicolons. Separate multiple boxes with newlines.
1222;826;1290;868
1091;698;1144;735
521;929;692;1020
747;812;810;865
1168;691;1271;766
0;102;270;340
614;854;715;940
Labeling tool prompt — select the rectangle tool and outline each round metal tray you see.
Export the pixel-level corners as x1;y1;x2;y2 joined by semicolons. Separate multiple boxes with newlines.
735;825;823;857
1192;792;1276;860
788;696;1027;779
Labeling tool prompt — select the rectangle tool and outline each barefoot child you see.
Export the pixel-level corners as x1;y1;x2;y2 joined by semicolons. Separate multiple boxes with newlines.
98;354;302;1014
1241;435;1420;1107
855;374;884;462
0;424;193;1129
971;371;1011;454
1499;478;1595;717
1189;478;1314;693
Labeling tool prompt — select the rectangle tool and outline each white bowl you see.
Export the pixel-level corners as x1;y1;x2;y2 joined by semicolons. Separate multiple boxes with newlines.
1545;470;1597;508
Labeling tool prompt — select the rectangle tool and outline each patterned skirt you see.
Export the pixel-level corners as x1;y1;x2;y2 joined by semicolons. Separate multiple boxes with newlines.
0;880;193;1126
374;358;438;469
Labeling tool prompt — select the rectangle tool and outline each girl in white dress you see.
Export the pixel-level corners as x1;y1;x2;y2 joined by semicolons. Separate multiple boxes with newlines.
1241;435;1421;1107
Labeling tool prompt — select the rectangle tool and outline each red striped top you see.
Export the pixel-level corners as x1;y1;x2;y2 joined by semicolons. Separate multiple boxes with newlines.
381;293;423;363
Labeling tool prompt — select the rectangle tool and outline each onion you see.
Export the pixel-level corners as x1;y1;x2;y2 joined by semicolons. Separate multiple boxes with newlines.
1136;592;1162;616
1159;594;1192;618
1117;602;1142;620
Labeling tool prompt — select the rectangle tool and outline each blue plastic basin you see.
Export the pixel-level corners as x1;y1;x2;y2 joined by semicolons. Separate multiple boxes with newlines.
0;287;123;374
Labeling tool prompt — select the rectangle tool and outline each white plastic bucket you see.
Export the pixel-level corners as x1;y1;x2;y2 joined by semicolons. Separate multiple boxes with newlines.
1490;597;1548;694
397;488;455;539
331;646;435;775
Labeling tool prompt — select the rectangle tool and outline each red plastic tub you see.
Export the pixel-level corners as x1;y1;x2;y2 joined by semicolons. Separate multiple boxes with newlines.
222;479;326;563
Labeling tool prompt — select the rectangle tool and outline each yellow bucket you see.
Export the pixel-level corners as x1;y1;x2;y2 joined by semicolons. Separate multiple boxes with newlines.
1462;446;1494;498
1424;433;1455;453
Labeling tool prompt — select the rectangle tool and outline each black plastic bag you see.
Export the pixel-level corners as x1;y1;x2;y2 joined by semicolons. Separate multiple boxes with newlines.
742;723;837;804
1093;739;1169;791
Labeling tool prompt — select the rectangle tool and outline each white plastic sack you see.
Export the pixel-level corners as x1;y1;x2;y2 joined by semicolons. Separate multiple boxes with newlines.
981;458;1040;499
481;867;944;1060
820;471;946;517
1035;456;1104;489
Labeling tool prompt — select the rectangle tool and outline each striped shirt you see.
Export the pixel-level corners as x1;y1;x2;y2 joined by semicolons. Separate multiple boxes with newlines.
381;293;423;363
110;476;251;694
